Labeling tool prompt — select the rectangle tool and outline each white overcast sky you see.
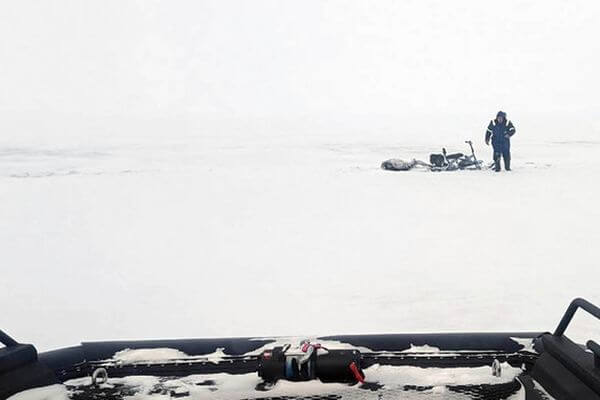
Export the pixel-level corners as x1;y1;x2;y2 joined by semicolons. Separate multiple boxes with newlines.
1;1;599;141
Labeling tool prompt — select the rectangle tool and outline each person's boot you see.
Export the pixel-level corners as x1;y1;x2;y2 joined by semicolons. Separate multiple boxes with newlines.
504;156;511;171
494;153;501;172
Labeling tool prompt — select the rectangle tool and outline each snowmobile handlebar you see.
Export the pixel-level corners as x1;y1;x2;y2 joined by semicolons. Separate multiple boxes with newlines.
554;297;600;337
465;140;475;154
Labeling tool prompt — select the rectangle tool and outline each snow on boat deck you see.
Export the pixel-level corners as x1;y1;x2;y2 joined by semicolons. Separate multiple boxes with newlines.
9;362;529;400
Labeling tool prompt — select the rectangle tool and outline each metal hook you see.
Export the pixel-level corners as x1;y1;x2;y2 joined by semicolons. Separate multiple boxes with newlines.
91;368;108;385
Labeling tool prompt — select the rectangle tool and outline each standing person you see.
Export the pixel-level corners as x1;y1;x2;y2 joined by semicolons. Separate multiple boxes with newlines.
485;111;516;171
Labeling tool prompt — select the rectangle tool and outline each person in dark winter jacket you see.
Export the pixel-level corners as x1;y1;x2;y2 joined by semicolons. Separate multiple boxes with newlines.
485;111;516;171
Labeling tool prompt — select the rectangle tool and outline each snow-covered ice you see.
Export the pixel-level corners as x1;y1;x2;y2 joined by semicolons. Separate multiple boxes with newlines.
1;134;599;352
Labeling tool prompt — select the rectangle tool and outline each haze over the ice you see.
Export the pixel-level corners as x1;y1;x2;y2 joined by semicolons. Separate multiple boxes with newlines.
1;1;600;351
1;0;600;144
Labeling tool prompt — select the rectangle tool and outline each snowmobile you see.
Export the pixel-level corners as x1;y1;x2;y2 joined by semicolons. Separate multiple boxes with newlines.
2;297;600;400
381;140;484;172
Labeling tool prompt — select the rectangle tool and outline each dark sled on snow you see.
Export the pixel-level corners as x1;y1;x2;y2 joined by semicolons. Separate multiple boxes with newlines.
2;298;600;400
382;140;484;172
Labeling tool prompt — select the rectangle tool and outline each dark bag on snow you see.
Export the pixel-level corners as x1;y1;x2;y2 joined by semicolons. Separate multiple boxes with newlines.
381;159;416;171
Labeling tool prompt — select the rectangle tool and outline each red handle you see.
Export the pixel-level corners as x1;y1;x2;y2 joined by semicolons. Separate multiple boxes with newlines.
349;361;365;383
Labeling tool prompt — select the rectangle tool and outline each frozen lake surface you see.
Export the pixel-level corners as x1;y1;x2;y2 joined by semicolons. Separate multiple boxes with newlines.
1;135;598;351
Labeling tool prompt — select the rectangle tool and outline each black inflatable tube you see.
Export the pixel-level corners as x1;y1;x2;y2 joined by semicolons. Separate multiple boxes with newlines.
39;331;542;378
321;332;543;353
78;337;275;361
36;331;544;372
1;331;544;399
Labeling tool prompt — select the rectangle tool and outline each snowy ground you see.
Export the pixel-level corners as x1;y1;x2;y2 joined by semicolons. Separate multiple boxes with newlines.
1;132;599;351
